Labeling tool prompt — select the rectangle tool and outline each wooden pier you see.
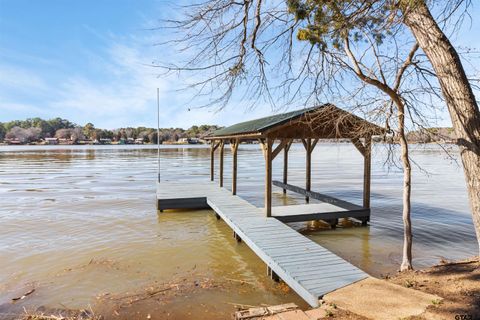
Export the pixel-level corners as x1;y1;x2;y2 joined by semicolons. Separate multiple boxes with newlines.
157;180;368;307
156;106;384;307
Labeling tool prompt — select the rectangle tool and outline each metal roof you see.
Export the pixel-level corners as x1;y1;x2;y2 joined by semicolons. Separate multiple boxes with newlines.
209;105;323;137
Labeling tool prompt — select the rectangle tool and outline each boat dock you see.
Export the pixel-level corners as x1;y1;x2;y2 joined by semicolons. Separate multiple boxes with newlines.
157;180;368;307
155;106;384;307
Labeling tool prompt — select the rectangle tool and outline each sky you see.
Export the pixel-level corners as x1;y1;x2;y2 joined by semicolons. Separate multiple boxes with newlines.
0;0;479;129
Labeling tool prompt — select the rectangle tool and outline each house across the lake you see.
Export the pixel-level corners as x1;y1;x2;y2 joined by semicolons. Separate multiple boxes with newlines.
178;137;200;144
99;138;112;145
6;139;22;145
44;137;58;145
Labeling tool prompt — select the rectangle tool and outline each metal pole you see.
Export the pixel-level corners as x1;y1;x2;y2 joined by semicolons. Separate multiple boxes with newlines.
157;88;160;182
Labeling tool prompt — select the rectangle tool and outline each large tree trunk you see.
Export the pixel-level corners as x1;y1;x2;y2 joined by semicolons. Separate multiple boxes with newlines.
403;2;480;255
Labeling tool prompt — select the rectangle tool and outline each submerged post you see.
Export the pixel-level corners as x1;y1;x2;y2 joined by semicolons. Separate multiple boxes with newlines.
219;140;225;187
363;136;372;209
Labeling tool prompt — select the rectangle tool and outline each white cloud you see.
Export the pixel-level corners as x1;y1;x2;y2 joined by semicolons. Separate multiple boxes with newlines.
0;20;282;129
0;64;49;92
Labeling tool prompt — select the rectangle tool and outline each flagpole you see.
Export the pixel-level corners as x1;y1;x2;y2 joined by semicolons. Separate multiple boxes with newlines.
157;88;160;182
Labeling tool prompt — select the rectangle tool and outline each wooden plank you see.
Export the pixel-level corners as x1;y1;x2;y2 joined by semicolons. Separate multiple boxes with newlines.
282;257;348;269
158;197;208;210
272;203;344;215
272;181;364;211
272;203;370;223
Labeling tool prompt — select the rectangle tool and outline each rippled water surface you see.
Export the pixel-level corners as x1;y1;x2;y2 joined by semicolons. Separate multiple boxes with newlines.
0;144;477;318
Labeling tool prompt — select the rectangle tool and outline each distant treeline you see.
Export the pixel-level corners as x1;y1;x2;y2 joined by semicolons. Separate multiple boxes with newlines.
0;117;221;144
405;127;456;143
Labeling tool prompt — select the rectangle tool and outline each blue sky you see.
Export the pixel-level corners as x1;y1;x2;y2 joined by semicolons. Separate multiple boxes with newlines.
0;1;479;129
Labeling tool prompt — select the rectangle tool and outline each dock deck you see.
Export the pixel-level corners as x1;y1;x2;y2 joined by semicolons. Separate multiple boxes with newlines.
157;180;368;307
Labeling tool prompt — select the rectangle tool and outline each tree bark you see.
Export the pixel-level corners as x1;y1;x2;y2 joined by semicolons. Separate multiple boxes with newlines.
403;2;480;255
398;104;413;271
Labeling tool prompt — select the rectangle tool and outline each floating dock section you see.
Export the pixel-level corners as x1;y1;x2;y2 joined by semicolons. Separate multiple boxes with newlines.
157;180;368;307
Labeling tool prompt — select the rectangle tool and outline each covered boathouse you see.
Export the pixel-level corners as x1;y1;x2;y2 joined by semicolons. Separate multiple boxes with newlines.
204;103;384;225
156;104;384;307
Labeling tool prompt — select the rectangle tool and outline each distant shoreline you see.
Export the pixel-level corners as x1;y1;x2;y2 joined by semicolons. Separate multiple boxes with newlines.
0;140;459;147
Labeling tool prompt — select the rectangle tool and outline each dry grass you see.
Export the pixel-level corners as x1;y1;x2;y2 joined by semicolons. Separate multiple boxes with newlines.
21;307;101;320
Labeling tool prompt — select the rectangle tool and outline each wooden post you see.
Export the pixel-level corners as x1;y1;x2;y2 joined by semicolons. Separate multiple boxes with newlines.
363;136;372;209
210;140;220;182
302;138;318;203
283;140;292;194
210;139;215;181
262;138;273;217
351;136;371;225
231;139;239;195
267;266;279;282
305;138;311;203
219;140;224;187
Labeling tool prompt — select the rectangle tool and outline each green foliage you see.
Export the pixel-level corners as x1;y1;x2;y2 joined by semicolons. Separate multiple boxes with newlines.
83;123;96;139
0;123;5;141
287;0;395;49
0;118;221;143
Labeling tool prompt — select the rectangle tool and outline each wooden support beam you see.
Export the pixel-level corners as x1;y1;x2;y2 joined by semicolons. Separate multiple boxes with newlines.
351;137;366;156
283;140;293;194
351;136;372;210
300;138;319;203
219;140;225;187
210;140;216;181
230;139;239;195
258;138;267;159
264;138;273;217
363;136;372;209
272;139;288;160
301;139;308;150
303;139;312;203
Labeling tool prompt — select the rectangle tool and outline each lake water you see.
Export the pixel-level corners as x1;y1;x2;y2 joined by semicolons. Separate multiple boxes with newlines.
0;144;477;319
